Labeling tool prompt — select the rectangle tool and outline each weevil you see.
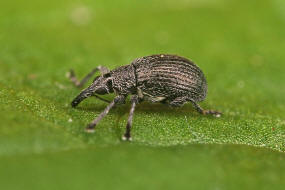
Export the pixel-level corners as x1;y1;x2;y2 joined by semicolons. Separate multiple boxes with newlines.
69;54;221;141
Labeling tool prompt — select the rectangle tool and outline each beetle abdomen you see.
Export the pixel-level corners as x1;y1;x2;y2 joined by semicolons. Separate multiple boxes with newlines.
132;54;207;102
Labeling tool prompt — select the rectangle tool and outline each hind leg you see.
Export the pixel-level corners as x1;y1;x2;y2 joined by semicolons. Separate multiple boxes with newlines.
169;97;188;107
191;101;222;117
68;66;109;88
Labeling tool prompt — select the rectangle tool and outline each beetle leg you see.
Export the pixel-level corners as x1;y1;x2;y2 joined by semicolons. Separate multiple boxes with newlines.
122;95;139;141
191;101;222;117
85;95;126;133
169;97;188;107
68;66;110;88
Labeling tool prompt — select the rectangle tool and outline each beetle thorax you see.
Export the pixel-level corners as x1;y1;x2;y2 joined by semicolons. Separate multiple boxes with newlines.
110;65;137;94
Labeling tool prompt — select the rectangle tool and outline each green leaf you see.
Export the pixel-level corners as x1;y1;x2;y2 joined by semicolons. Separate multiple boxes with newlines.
0;0;285;189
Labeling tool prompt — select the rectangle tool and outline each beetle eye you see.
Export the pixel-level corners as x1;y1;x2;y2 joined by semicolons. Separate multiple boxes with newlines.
95;87;107;95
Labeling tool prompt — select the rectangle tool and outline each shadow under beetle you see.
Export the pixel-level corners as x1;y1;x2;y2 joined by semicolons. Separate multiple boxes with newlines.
69;54;221;141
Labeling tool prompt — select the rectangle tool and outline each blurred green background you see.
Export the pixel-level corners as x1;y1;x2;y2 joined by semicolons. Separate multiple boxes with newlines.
0;0;285;189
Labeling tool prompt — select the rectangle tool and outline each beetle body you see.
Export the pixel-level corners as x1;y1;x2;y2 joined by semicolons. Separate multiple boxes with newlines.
70;54;221;141
133;54;207;103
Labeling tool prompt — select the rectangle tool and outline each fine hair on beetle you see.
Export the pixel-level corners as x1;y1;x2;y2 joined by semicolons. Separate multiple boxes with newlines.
69;54;221;141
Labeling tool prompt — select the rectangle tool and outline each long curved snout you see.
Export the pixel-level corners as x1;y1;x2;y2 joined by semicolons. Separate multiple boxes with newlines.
71;87;94;108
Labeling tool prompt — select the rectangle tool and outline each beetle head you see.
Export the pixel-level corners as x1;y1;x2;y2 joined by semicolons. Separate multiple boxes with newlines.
71;73;113;107
91;73;114;95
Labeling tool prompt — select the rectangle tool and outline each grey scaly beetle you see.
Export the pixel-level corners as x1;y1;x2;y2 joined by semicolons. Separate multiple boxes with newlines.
69;54;221;141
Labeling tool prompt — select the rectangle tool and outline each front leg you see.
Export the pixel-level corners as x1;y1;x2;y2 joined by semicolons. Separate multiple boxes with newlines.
85;95;126;133
122;95;139;141
191;101;222;118
69;66;109;88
